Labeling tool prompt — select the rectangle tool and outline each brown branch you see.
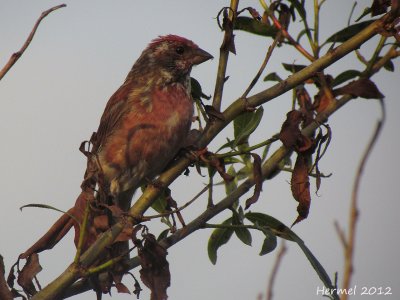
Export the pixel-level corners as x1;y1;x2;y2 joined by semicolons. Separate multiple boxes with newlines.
0;4;66;81
341;98;386;300
266;241;287;300
212;0;239;111
370;45;400;75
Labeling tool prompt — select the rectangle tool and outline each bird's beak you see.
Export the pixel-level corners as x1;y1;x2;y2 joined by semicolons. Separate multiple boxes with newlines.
192;48;213;65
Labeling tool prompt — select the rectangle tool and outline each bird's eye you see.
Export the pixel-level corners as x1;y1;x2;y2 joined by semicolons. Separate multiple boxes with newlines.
175;46;185;55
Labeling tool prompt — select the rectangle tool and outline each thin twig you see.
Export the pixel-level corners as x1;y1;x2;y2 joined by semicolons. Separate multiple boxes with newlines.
266;241;287;300
341;98;386;300
83;247;136;276
279;167;332;178
203;223;263;230
365;36;387;74
241;35;280;99
370;45;400;75
0;4;66;81
143;185;210;219
333;220;347;249
313;0;320;57
265;9;315;61
216;136;279;159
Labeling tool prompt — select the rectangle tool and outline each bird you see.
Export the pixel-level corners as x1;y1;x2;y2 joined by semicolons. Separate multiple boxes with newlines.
87;35;213;210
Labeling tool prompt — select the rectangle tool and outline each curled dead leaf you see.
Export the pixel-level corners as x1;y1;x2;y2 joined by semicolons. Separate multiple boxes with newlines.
17;253;42;297
314;88;336;114
333;78;384;99
247;7;261;20
139;234;170;300
115;282;131;294
296;86;313;115
279;110;314;153
291;154;312;226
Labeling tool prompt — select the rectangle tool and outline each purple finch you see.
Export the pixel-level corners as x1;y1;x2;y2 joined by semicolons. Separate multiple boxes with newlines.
89;35;213;208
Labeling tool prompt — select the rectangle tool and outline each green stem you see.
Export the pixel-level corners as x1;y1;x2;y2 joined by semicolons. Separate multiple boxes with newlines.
203;223;263;230
313;0;320;57
212;0;239;111
84;253;127;276
217;136;278;159
364;36;387;74
73;199;90;264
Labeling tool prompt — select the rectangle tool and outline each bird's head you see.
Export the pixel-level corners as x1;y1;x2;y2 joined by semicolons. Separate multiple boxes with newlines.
134;35;213;85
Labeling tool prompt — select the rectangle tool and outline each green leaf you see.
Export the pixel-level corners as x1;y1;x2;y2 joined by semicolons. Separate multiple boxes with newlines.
222;156;243;165
282;63;307;73
326;20;375;43
225;165;238;195
261;143;271;161
296;28;312;43
355;7;372;22
332;70;361;87
157;229;169;241
245;212;294;241
287;0;306;21
245;212;339;299
263;72;282;82
20;203;80;224
259;229;278;255
232;210;252;246
216;138;235;153
208;165;217;179
383;59;395;72
234;16;278;37
190;77;210;100
151;192;168;214
236;227;252;246
233;106;264;147
236;165;251;181
207;218;234;265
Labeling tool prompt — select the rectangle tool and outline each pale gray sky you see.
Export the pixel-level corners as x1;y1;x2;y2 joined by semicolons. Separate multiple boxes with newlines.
0;1;399;299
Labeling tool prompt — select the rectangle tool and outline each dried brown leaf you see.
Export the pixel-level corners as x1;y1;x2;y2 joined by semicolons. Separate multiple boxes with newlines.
279;110;313;153
116;282;131;294
93;215;109;232
291;154;311;226
17;254;42;297
115;225;134;243
334;78;384;99
371;0;390;16
0;256;13;300
139;234;170;300
296;87;313;114
247;7;262;20
279;110;303;149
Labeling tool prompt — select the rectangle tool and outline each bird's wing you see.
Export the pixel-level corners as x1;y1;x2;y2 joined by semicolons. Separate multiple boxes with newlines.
92;83;133;153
